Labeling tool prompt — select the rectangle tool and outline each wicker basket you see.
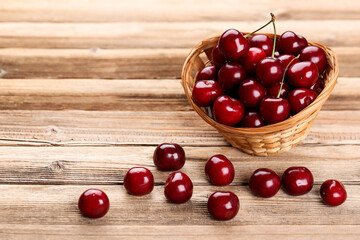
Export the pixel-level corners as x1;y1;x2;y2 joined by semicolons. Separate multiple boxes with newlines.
181;33;339;156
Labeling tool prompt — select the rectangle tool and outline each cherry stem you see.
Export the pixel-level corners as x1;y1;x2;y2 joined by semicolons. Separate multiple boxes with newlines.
244;13;275;38
276;55;300;98
270;13;277;59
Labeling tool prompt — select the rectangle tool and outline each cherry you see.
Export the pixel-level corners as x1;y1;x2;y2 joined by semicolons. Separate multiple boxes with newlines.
212;44;227;69
218;62;247;90
78;189;110;218
310;78;324;95
282;167;314;196
241;47;266;76
249;34;274;56
260;97;290;124
274;51;281;58
237;78;267;108
153;143;185;171
286;61;319;88
212;95;245;126
164;171;193;204
300;46;327;73
218;29;250;61
320;180;347;206
256;57;284;87
278;54;300;69
249;168;281;198
241;111;266;128
192;80;223;107
288;88;317;114
277;31;308;55
196;66;217;81
124;167;154;196
267;82;290;98
205;154;234;186
207;191;239;220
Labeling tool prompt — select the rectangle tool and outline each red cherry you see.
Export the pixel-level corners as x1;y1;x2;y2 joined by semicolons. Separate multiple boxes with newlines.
278;54;300;69
212;95;245;126
212;44;226;69
207;191;239;220
300;46;327;73
192;80;223;107
124;167;154;196
286;61;319;88
320;180;347;206
241;47;266;76
78;189;110;218
249;168;281;198
260;97;290;124
274;51;281;58
277;31;308;55
196;66;218;81
153;143;185;171
256;57;284;87
205;154;234;186
218;62;247;90
249;34;274;56
310;78;324;95
164;171;193;204
241;111;266;128
288;88;317;114
237;78;267;108
267;82;290;98
218;29;250;61
282;167;314;196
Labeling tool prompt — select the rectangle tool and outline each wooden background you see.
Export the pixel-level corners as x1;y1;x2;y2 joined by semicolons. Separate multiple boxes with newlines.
0;0;359;239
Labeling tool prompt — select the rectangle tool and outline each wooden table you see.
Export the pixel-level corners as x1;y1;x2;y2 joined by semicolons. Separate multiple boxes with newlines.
0;0;359;239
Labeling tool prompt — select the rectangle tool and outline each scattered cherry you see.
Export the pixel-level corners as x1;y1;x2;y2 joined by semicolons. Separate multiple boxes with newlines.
153;143;185;171
207;191;239;220
282;167;314;196
300;46;327;73
288;88;317;114
267;82;290;98
212;44;226;69
241;111;266;128
249;168;281;198
218;62;247;90
256;57;284;87
124;167;154;196
241;47;266;76
196;66;218;81
320;180;347;206
277;31;308;55
260;97;290;124
205;154;234;186
286;61;319;88
212;95;245;126
78;189;110;218
218;29;250;61
192;80;223;107
164;171;193;204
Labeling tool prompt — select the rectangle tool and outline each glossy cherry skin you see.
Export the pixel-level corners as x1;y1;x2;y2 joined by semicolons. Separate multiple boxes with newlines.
286;61;319;88
241;111;266;128
241;47;266;76
300;46;327;73
249;34;273;56
218;29;250;61
192;80;223;107
212;95;245;126
260;97;290;124
205;154;234;186
212;44;227;69
78;189;110;218
207;191;239;220
164;171;193;204
249;168;281;198
196;66;218;81
282;167;314;196
218;62;247;90
288;88;317;114
124;167;154;196
256;57;284;87
277;31;308;55
320;180;347;206
310;78;324;95
278;54;300;69
237;78;267;108
267;82;290;98
153;143;185;171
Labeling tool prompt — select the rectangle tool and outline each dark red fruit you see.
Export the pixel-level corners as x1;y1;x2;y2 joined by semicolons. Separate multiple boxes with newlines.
153;143;185;171
256;57;284;87
320;180;347;206
282;167;314;196
218;29;250;61
278;54;300;69
260;97;290;124
78;189;110;218
277;31;308;55
192;80;223;107
196;66;217;81
300;46;327;73
310;78;324;95
207;191;239;220
267;82;290;98
212;44;227;69
164;171;193;204
241;111;266;128
218;62;247;90
205;154;235;186
249;34;274;56
249;168;281;198
288;88;317;114
237;78;267;108
213;95;245;126
241;47;266;76
124;167;154;196
287;61;319;88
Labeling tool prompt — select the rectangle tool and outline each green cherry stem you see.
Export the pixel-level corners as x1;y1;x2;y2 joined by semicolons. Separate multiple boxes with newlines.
277;55;300;98
270;13;277;59
244;13;275;38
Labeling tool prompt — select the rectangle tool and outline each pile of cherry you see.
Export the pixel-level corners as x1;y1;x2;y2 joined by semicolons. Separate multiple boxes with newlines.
192;14;326;127
78;143;347;221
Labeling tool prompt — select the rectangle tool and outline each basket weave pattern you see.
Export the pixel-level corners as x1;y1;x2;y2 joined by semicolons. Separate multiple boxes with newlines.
181;33;339;156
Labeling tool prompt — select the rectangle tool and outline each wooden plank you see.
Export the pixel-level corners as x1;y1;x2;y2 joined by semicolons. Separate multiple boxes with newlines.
0;185;358;225
0;146;359;185
0;78;357;111
0;47;357;79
